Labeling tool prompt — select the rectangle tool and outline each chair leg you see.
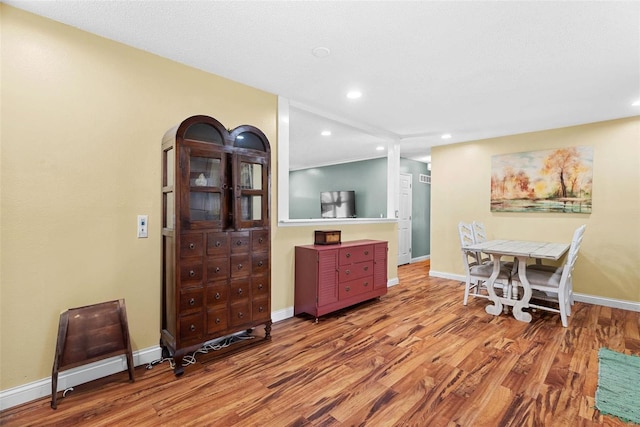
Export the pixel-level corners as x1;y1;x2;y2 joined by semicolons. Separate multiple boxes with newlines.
463;279;471;305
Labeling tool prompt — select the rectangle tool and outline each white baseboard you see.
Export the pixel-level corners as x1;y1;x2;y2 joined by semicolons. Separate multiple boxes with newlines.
0;346;162;411
411;255;430;263
0;309;295;411
429;270;640;312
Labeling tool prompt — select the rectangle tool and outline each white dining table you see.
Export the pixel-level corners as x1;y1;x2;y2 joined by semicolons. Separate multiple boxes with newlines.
461;239;570;322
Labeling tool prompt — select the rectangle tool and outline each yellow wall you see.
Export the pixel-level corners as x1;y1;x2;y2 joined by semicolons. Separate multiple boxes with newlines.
431;117;640;302
0;5;396;391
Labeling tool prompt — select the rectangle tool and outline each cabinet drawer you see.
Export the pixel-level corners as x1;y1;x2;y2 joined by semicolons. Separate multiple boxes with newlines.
339;277;374;299
252;230;269;253
179;312;204;342
252;274;270;298
180;233;204;258
230;231;250;254
231;254;251;278
206;282;229;307
179;287;204;314
230;301;251;326
206;257;229;282
179;262;203;286
339;261;374;282
206;232;229;257
252;253;269;276
339;245;374;265
230;278;250;302
206;307;228;335
252;297;270;322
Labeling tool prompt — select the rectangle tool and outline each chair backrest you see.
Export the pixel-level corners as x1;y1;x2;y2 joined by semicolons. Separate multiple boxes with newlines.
563;224;587;275
471;221;487;244
458;221;479;268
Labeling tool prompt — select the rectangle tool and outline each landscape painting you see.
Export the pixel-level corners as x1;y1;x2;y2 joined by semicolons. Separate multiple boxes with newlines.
491;146;593;213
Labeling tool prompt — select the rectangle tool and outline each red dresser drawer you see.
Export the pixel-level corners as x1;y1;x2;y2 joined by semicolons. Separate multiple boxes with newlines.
339;245;374;265
339;261;373;282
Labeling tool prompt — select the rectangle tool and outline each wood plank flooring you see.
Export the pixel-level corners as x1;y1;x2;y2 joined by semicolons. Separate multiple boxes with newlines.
2;260;639;426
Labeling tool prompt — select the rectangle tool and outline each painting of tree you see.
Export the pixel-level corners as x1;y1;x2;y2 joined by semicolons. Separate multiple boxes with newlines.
491;146;593;213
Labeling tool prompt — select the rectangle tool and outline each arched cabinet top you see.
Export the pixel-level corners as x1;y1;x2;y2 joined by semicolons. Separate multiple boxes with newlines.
163;115;270;154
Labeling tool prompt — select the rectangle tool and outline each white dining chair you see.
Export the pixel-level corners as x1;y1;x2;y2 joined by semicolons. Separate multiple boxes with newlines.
458;221;511;305
517;224;586;327
472;221;517;299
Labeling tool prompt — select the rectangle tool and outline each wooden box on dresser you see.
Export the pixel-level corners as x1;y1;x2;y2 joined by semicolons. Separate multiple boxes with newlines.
161;115;271;376
294;240;388;321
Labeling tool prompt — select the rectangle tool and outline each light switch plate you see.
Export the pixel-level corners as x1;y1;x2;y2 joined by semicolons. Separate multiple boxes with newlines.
137;215;148;238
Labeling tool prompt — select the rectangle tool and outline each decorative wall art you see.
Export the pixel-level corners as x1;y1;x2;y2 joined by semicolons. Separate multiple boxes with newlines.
491;146;593;213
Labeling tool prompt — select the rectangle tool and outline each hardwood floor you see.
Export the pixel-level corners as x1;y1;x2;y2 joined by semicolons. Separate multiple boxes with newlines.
2;260;638;426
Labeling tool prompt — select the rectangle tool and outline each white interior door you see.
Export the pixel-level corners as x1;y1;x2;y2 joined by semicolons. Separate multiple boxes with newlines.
398;173;412;265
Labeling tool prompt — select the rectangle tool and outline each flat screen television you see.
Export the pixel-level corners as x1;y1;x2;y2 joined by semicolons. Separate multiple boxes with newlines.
320;190;356;218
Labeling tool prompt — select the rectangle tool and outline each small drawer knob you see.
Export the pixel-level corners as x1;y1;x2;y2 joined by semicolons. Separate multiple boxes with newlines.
189;270;195;277
258;237;264;244
258;283;263;290
189;298;195;306
364;266;369;271
346;253;351;258
258;261;264;267
364;282;369;287
237;263;243;270
215;267;220;273
364;250;369;255
215;318;221;324
259;306;264;312
190;324;196;332
345;286;351;292
345;269;351;275
237;288;243;295
238;312;244;318
236;240;242;246
215;241;221;247
189;243;195;250
215;292;221;300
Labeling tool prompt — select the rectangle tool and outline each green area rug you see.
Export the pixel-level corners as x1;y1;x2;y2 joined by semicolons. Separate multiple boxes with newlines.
596;347;640;424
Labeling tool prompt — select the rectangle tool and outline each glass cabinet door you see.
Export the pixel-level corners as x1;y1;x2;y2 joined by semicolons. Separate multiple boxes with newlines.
184;148;227;229
235;154;268;228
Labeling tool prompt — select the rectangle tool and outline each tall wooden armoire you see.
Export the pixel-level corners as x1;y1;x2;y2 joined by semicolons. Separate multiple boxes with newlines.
161;115;271;375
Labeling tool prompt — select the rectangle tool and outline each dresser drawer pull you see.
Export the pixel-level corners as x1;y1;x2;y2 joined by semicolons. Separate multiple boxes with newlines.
259;237;264;244
215;241;221;247
237;263;243;270
215;292;221;300
346;253;351;258
345;286;351;292
215;267;220;273
215;318;221;324
189;298;195;306
258;283;263;290
189;243;195;250
364;266;369;271
259;306;264;312
189;270;195;277
364;250;369;255
237;288;243;295
190;324;196;332
237;312;244;318
364;282;369;287
345;269;351;275
258;260;264;267
236;240;243;246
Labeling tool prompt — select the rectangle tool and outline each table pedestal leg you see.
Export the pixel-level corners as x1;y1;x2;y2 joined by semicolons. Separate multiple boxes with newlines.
484;256;504;316
512;258;532;323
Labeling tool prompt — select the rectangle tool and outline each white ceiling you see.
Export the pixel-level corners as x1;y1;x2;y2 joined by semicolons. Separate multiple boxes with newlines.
5;1;640;169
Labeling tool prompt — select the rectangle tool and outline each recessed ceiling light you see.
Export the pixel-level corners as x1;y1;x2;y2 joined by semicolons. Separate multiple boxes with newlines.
376;146;385;151
312;46;331;58
632;100;640;106
346;90;362;99
321;130;331;136
441;133;452;139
